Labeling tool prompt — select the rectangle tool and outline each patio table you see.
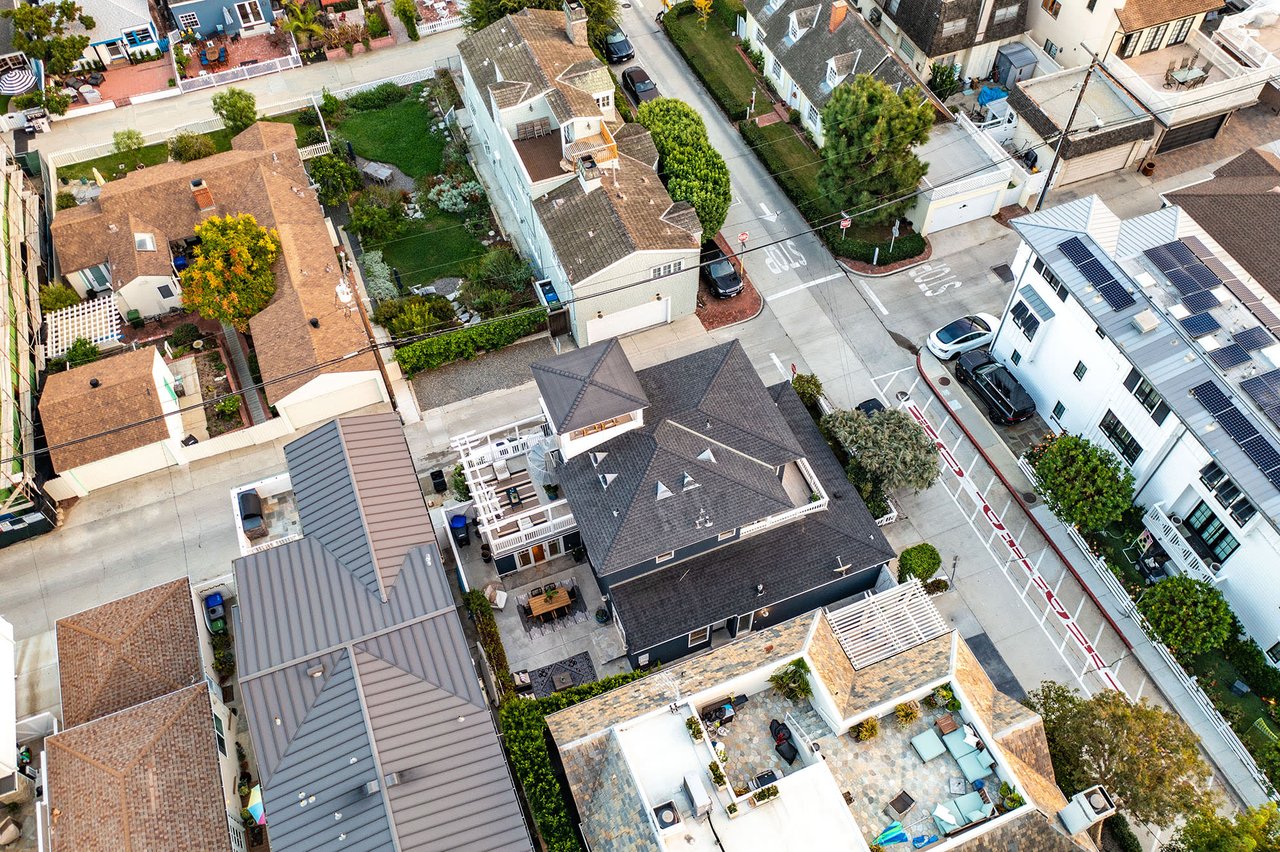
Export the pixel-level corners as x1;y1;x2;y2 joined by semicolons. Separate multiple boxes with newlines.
936;714;959;735
1170;66;1206;87
362;162;393;184
529;588;571;619
505;485;523;507
552;671;574;691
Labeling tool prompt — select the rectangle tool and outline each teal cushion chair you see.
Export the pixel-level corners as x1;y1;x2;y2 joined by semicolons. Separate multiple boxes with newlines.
911;729;947;762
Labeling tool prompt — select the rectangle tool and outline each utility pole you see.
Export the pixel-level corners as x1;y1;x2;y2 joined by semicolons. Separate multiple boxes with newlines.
1034;58;1097;212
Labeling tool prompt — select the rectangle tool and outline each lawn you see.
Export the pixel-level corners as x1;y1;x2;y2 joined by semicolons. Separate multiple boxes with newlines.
58;142;171;184
665;4;768;119
336;99;444;179
372;211;485;290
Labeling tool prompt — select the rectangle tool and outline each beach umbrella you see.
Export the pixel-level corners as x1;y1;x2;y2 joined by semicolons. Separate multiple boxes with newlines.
0;68;35;96
91;167;107;187
873;822;910;846
246;785;266;825
223;6;235;25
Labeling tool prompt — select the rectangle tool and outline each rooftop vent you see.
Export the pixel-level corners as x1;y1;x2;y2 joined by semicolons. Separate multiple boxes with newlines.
1059;785;1116;834
191;178;215;212
599;472;617;490
590;451;608;467
681;472;698;491
1131;309;1160;335
656;480;672;500
307;664;325;679
697;448;716;463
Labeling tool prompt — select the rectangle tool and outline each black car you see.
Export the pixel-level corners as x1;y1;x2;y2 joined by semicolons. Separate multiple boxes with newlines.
855;398;886;417
700;243;744;298
621;67;659;104
954;350;1036;424
604;25;634;63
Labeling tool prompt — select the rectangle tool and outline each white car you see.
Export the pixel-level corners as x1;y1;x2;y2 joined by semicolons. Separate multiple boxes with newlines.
926;313;999;360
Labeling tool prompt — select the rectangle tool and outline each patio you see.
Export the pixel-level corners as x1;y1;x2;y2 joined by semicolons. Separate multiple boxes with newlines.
231;473;303;555
64;58;173;109
418;0;463;26
176;31;293;80
710;690;830;793
1122;42;1233;90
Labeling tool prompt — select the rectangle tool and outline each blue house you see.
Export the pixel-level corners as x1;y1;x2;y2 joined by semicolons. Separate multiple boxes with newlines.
167;0;277;39
77;0;162;66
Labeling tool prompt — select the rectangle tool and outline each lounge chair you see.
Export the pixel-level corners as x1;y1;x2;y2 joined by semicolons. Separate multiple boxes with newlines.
200;52;210;67
911;729;947;762
932;791;995;836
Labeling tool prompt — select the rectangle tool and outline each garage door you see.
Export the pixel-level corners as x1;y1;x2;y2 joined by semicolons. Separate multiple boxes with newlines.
1156;114;1227;153
1059;143;1135;185
922;186;1003;234
585;298;669;344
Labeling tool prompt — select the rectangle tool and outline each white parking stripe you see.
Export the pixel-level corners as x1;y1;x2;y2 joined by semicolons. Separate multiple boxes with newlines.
860;280;889;315
766;272;843;301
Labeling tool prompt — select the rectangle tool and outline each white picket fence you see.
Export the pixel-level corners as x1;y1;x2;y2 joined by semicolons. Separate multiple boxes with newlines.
418;15;465;35
298;141;332;160
178;53;303;93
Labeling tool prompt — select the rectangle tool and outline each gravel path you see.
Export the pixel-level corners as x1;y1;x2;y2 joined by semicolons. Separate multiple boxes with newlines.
410;335;557;410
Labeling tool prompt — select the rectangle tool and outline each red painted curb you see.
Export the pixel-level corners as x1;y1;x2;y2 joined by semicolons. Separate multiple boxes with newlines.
914;353;1134;652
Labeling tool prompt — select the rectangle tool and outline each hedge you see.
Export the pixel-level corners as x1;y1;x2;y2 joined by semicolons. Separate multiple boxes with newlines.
344;81;408;112
663;4;751;119
822;230;927;266
393;310;546;375
463;590;515;699
499;669;652;851
898;543;941;582
739;119;821;213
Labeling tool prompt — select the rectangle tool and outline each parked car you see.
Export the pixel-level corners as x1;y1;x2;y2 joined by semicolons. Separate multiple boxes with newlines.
926;313;998;360
700;243;744;298
621;66;659;104
954;350;1036;425
604;24;634;63
855;398;885;417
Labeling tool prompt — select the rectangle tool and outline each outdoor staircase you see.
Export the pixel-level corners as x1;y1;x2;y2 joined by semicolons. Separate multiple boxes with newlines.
220;322;269;425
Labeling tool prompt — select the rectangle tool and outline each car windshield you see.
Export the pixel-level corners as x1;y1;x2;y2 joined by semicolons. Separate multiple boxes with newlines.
710;260;736;279
635;79;655;91
606;30;627;43
937;318;978;344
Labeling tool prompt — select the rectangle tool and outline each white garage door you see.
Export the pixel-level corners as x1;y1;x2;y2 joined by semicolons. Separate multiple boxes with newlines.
924;188;1003;234
585;298;669;344
1059;143;1135;186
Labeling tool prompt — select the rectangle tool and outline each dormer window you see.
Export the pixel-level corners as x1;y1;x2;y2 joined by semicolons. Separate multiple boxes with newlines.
656;480;673;500
826;63;839;87
599;472;618;490
134;232;156;251
788;16;800;39
940;17;967;36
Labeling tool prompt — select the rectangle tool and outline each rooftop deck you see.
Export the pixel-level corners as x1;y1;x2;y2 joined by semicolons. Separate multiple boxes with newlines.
231;473;301;556
1122;41;1233;89
513;133;567;183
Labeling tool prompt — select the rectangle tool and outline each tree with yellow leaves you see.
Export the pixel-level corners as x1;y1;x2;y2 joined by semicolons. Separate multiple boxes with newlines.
180;213;281;328
692;0;713;26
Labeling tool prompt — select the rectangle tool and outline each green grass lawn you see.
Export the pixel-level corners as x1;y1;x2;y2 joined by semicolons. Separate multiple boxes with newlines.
58;142;171;184
336;100;444;179
665;5;768;118
372;211;485;289
1190;652;1273;736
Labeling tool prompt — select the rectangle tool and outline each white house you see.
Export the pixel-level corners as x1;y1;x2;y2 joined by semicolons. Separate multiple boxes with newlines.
1027;0;1217;70
458;3;702;345
988;194;1280;659
76;0;163;67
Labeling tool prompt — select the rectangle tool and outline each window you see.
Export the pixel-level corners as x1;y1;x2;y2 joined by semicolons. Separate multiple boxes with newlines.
1052;401;1066;420
236;0;265;25
1142;24;1168;53
1118;32;1139;58
1033;256;1068;300
1011;349;1022;365
134;232;155;252
123;26;152;46
771;57;783;78
718;530;736;541
595;93;611;109
1268;642;1280;664
806;104;819;126
1230;498;1257;526
899;36;915;60
1186;500;1240;563
1168;16;1192;45
788;16;800;39
651;260;683;279
941;17;967;35
1200;461;1226;489
826;64;839;87
178;11;200;28
213;714;227;756
1198;462;1257;526
157;284;175;299
888;0;901;13
1041;0;1061;18
1100;410;1142;465
1086;0;1096;9
1010;301;1040;340
657;550;675;563
993;5;1018;23
688;626;711;646
1044;39;1059;57
1123;368;1170;424
736;613;754;634
1073;361;1087;380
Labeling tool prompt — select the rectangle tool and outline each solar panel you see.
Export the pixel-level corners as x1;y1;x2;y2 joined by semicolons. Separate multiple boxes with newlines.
1143;245;1179;272
1235;327;1273;351
1181;313;1221;337
1098;281;1135;311
1167;242;1197;267
1059;237;1093;265
1183;290;1221;312
1217;407;1259;443
1224;277;1259;306
1189;265;1223;289
1078;259;1114;286
1250;303;1280;333
1242;435;1280;472
1209;344;1251;370
1192;381;1232;414
1242;373;1280;410
1202;257;1233;279
1269;468;1280;491
1266;406;1280;431
1166;268;1202;295
1182;235;1211;258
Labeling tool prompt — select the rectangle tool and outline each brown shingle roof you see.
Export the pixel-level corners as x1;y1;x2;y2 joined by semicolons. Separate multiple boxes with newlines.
1115;0;1219;32
46;683;232;852
55;577;203;727
1166;148;1280;299
38;347;169;473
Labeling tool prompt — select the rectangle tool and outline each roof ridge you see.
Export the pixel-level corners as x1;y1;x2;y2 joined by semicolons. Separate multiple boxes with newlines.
335;419;389;601
355;635;489;710
694;346;803;458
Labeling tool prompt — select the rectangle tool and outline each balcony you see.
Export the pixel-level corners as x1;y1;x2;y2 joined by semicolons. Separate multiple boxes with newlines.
1107;30;1278;126
1143;502;1215;583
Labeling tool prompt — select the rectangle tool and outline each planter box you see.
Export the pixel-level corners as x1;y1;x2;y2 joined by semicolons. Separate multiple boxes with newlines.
323;35;395;61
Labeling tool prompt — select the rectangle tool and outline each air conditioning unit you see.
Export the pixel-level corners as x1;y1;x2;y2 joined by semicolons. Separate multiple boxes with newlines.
1059;786;1116;835
868;7;882;24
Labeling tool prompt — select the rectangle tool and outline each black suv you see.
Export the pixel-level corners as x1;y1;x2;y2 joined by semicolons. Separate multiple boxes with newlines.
955;350;1036;424
603;24;634;63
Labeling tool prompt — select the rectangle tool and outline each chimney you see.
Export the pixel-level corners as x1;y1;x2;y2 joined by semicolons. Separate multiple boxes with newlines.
577;154;602;193
564;0;588;46
829;0;848;31
190;178;214;212
1058;785;1116;835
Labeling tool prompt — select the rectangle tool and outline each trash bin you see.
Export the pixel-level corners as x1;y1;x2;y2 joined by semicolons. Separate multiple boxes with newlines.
449;514;471;547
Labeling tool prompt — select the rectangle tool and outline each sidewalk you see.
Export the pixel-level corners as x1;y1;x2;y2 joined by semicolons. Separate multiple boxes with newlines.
914;348;1271;808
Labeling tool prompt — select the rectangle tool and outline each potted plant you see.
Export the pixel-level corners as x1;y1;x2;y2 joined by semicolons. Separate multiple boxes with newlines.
733;784;749;798
571;545;587;563
752;784;779;803
214;649;236;680
894;701;920;727
544;483;559;499
727;802;740;819
768;658;813;702
854;717;879;741
685;716;704;742
1004;792;1025;810
708;761;727;789
238;782;251;798
594;606;610;624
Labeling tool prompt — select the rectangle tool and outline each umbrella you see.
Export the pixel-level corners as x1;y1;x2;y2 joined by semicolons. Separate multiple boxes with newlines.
91;167;107;187
223;5;235;25
873;822;909;846
246;785;266;825
0;68;35;96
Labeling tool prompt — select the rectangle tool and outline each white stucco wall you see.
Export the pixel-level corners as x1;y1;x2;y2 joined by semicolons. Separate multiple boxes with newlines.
117;275;183;319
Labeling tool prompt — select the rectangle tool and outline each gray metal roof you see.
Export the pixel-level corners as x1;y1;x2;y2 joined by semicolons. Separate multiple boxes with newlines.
1013;197;1280;523
532;339;649;434
237;416;531;852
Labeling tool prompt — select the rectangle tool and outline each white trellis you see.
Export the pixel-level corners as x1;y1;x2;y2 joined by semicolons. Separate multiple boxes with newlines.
825;579;949;668
44;294;123;359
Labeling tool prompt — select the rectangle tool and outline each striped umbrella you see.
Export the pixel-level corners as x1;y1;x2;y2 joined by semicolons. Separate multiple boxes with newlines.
0;68;35;96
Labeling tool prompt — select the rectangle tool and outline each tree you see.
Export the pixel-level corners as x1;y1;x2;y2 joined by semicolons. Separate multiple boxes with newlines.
791;372;823;408
360;250;396;301
898;543;941;581
927;62;962;102
169;130;217;162
14;89;73;117
308;154;360;207
818;74;933;226
211;88;258;136
1032;434;1134;532
279;0;324;49
64;337;101;368
637;98;729;238
1165;803;1280;852
821;407;939;492
39;284;80;313
692;0;713;27
348;187;404;243
113;129;146;169
1138;576;1232;656
1024;681;1208;825
1;1;94;77
393;0;419;40
464;0;618;50
180;214;282;328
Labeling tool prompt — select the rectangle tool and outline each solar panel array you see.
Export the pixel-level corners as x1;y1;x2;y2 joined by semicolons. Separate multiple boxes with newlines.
1058;237;1135;311
1210;344;1251;370
1242;369;1280;430
1143;240;1227;315
1192;381;1280;491
1181;313;1221;338
1181;236;1280;339
1235;326;1274;352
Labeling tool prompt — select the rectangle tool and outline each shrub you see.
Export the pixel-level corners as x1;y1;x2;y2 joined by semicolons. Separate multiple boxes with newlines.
663;3;751;117
426;177;485;214
460;246;534;318
894;701;920;727
296;106;321;126
215;395;242;417
39;284;80;314
211;87;258;136
319;89;344;120
366;4;389;38
360;249;396;301
637;98;730;237
392;0;419;39
55;191;77;210
169;131;217;162
1104;815;1143;852
394;310;546;374
791;372;823;408
927;62;962;101
64;337;101;368
898;543;941;582
308;154;361;207
348;187;404;242
1139;576;1233;656
1032;433;1135;533
855;717;879;741
168;323;201;348
924;578;950;595
386;295;456;338
463;589;514;698
708;761;726;787
344;81;407;111
768;658;812;701
449;463;469;500
686;715;704;741
822;230;926;266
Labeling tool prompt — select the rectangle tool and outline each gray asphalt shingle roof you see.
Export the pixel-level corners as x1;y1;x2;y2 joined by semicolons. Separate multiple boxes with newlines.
532;339;650;433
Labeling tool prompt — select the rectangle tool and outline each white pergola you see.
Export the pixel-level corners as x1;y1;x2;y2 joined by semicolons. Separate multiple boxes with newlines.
44;294;123;360
825;579;949;669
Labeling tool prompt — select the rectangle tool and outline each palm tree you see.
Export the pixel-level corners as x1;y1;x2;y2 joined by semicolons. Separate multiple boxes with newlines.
279;0;324;50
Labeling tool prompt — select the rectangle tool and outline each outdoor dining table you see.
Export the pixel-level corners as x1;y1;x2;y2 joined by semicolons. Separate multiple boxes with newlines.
1170;66;1206;87
529;588;571;619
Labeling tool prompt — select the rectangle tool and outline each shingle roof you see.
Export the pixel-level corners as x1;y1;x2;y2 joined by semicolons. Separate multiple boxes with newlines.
46;683;232;852
954;808;1087;851
532;338;649;433
1115;0;1220;32
1165;148;1280;299
559;341;813;576
38;346;169;473
603;378;896;650
55;578;203;728
562;731;663;852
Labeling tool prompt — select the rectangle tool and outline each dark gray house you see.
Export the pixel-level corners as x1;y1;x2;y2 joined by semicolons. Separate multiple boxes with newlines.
532;340;896;668
234;413;532;852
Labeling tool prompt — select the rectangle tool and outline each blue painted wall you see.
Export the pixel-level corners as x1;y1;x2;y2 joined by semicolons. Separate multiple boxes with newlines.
169;0;274;37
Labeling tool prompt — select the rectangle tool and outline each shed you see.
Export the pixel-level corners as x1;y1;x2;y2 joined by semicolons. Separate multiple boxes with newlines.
995;43;1038;88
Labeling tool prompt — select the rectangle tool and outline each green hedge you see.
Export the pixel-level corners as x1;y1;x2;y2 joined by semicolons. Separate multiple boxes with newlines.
663;4;752;119
393;310;546;375
500;670;652;851
738;120;823;213
822;230;927;266
463;590;515;699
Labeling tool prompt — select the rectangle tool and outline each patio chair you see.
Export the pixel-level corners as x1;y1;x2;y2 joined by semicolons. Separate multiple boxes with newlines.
218;46;227;64
200;52;210;67
544;583;558;596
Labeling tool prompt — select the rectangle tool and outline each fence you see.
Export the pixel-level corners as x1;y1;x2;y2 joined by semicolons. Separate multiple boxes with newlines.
327;57;460;100
178;53;303;93
1016;455;1273;794
418;16;466;36
298;141;332;160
